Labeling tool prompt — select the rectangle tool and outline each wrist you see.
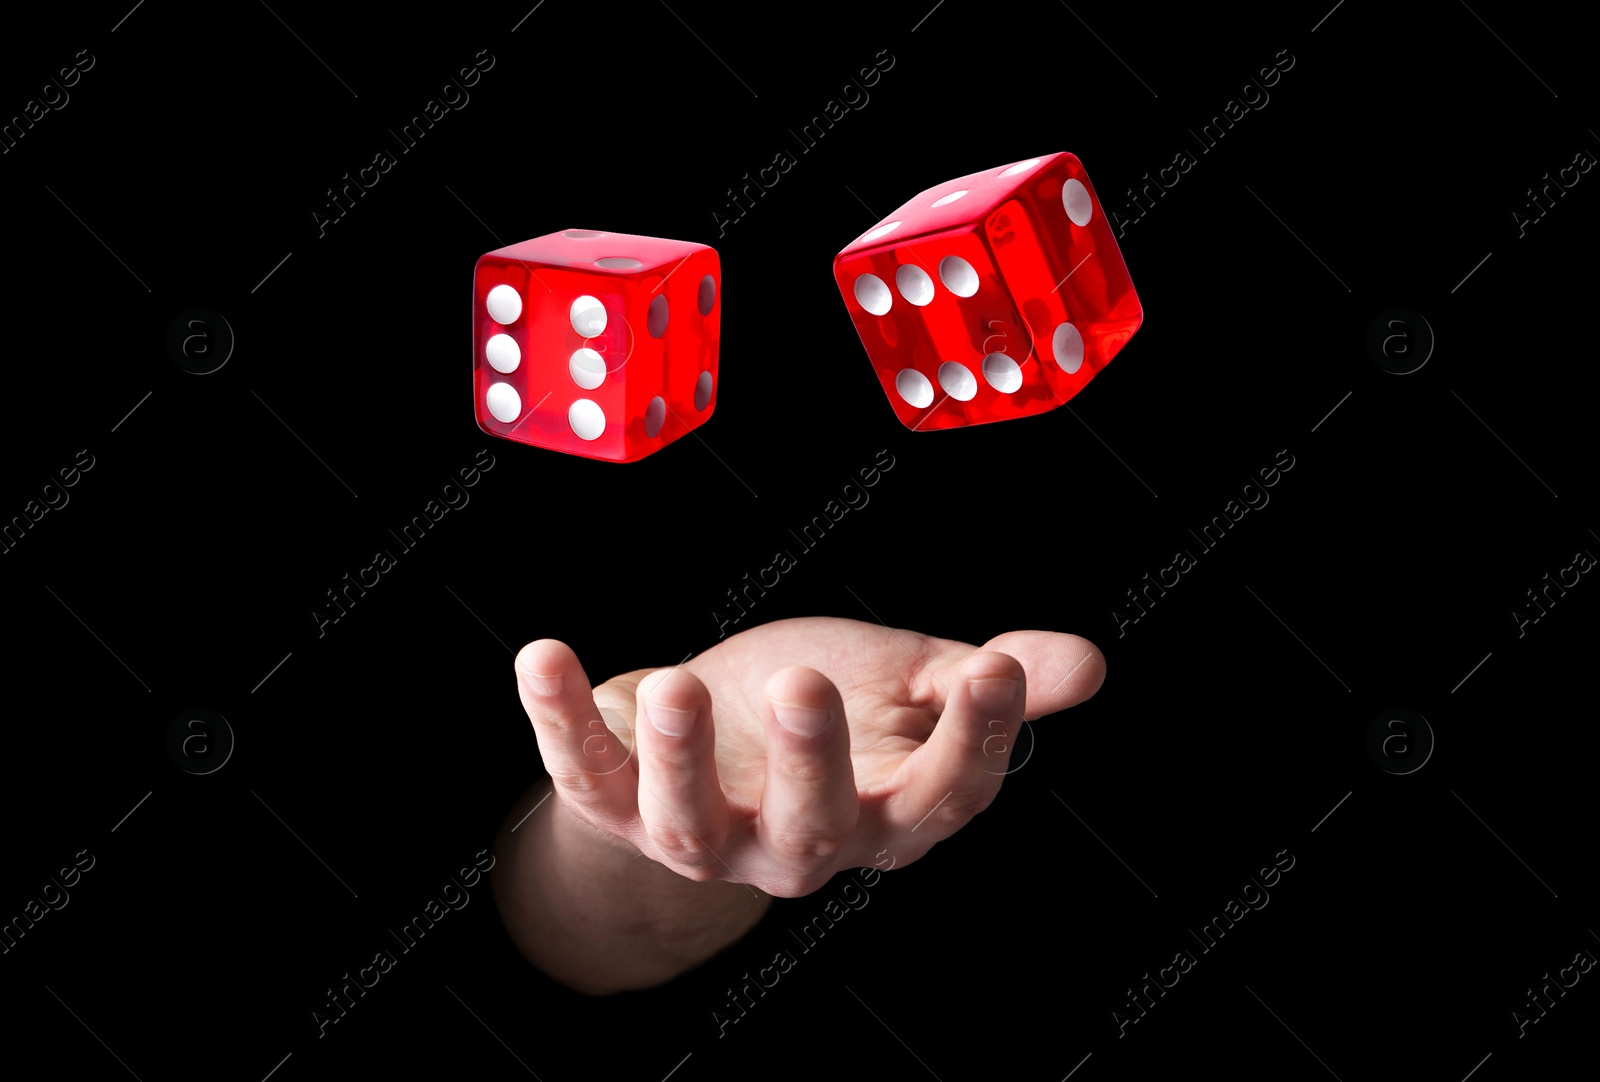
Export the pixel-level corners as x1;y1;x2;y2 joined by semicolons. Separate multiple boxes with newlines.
493;781;771;994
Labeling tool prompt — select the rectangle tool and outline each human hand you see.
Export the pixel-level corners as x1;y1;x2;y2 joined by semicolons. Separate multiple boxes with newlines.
514;616;1105;898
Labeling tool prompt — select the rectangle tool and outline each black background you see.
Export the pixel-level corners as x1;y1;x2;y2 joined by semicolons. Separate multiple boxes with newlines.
2;1;1596;1079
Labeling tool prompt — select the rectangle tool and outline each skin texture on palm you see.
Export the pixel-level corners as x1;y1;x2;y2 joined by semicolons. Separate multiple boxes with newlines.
492;617;1105;994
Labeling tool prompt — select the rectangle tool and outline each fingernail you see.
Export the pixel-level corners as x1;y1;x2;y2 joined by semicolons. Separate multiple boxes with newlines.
772;703;831;737
525;671;564;696
968;677;1019;712
646;699;697;737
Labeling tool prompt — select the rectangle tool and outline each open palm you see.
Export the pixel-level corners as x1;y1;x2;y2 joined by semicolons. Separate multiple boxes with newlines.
515;616;1104;897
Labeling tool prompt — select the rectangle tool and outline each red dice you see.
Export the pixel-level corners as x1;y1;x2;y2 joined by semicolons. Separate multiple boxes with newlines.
833;152;1141;430
474;230;721;462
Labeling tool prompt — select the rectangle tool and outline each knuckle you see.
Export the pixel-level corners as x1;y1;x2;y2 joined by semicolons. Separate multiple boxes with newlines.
645;824;720;867
549;767;605;796
775;751;831;786
643;740;700;773
932;789;996;828
767;828;847;863
665;859;723;883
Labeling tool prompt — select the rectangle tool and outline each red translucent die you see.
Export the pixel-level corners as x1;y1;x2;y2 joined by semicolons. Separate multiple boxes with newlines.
473;229;720;462
832;152;1141;430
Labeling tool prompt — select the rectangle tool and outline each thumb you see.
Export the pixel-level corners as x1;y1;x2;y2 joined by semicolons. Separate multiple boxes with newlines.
978;631;1106;719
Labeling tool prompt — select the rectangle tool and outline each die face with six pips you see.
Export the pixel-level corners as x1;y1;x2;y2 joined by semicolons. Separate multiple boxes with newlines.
473;229;720;463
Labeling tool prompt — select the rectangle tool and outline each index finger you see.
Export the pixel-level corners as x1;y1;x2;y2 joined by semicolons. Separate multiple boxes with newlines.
514;639;639;826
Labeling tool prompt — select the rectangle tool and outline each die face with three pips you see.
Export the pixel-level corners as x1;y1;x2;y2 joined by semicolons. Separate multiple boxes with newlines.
472;154;1140;458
